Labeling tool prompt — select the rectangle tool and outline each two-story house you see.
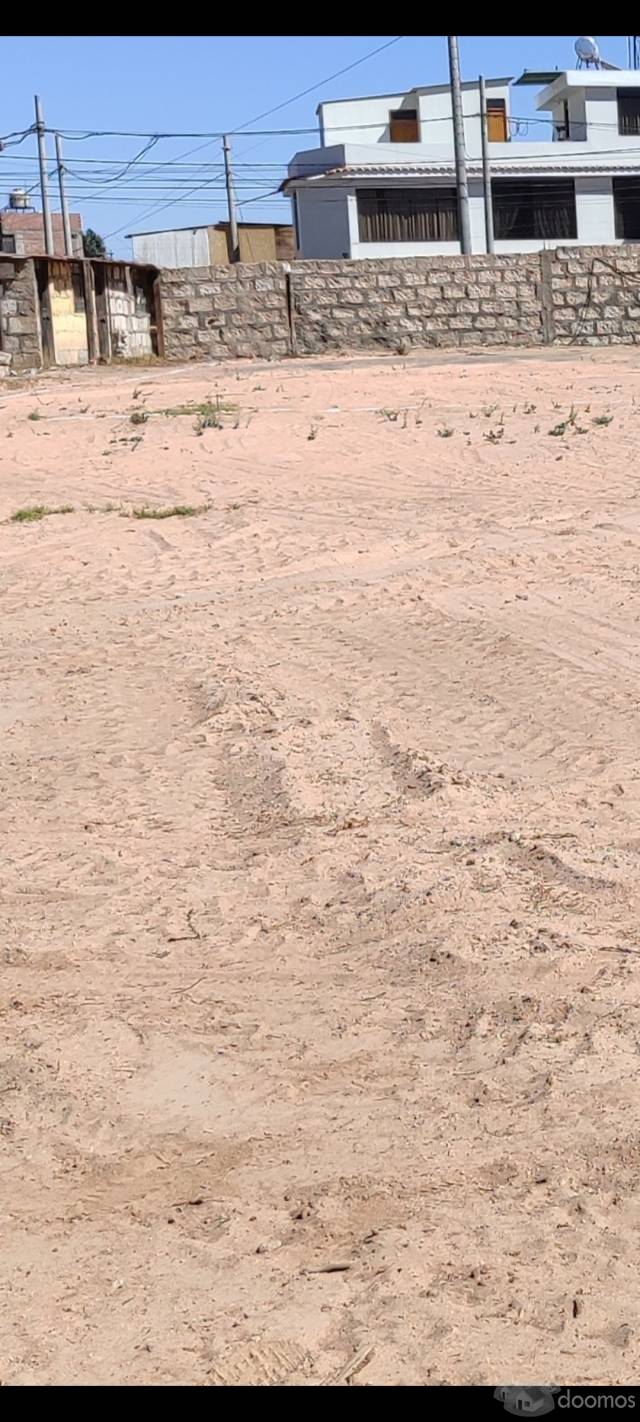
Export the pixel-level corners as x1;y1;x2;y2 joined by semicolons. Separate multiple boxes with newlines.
283;64;640;259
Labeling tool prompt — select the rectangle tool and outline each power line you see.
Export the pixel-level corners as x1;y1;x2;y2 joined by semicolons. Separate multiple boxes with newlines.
6;37;408;236
103;36;406;239
228;35;404;133
64;135;161;196
37;37;406;145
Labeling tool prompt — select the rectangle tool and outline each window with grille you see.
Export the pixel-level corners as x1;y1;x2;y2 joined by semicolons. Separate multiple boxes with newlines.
357;188;459;243
618;90;640;136
492;179;577;241
0;234;16;253
613;177;640;238
389;109;419;142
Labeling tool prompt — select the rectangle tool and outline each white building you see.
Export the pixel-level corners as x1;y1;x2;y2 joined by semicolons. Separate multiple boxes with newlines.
284;64;640;259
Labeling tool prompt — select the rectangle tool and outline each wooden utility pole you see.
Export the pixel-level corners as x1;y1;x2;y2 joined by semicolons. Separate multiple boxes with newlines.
447;37;472;255
479;76;495;254
223;134;239;262
34;95;54;256
55;133;73;257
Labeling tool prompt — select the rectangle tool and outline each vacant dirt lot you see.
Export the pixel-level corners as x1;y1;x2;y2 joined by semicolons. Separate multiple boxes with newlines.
1;347;640;1385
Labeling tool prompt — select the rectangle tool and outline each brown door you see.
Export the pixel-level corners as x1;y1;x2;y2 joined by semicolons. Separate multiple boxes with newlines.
487;99;508;142
389;109;419;142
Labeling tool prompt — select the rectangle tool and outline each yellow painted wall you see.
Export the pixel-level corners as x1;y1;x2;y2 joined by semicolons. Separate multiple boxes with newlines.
206;225;281;264
238;226;277;262
208;228;230;264
49;262;89;365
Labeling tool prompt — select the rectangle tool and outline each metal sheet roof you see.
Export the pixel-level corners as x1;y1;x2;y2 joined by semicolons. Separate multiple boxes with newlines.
514;70;560;86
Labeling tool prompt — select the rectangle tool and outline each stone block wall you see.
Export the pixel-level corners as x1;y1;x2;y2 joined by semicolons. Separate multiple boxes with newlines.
548;245;640;345
159;262;291;361
288;255;544;353
5;245;640;373
0;258;41;370
157;245;640;361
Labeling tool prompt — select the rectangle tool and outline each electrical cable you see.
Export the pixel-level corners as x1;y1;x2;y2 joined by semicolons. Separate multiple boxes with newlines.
103;36;406;238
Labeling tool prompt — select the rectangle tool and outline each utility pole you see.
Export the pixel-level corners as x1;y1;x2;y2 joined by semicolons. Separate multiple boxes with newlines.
478;76;494;254
34;94;54;256
55;133;73;257
223;134;239;263
447;36;472;255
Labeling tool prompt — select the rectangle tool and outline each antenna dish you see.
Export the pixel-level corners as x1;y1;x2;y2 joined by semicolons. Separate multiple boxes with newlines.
575;36;600;66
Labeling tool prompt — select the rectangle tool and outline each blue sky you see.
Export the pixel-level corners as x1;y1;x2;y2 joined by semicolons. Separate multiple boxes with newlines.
0;34;632;255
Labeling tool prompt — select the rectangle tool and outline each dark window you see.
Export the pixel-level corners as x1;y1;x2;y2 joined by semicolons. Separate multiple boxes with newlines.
71;264;86;313
133;275;150;312
618;89;640;136
357;187;459;243
0;234;16;254
613;177;640;238
492;178;577;240
389;109;419;142
554;100;570;141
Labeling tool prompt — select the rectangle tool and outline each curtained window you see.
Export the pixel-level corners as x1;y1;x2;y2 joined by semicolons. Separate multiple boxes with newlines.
492;179;577;241
357;188;459;243
613;177;640;238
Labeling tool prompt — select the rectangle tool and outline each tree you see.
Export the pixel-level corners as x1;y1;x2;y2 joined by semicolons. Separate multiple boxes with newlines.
83;228;107;258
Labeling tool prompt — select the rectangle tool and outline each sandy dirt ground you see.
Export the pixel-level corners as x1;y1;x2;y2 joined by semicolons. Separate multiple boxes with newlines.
1;346;640;1385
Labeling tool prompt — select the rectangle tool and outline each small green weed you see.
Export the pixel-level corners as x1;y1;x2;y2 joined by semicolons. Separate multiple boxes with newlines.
195;410;223;433
130;409;148;426
11;504;74;523
159;399;235;419
129;504;209;520
549;405;579;438
437;426;454;438
27;410;41;421
592;414;613;426
380;408;401;422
